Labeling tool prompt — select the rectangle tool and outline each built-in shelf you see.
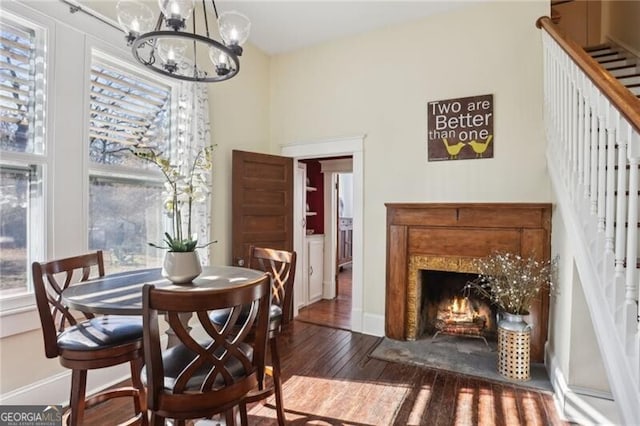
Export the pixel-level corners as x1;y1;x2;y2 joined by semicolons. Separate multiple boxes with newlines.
306;186;317;192
306;212;317;216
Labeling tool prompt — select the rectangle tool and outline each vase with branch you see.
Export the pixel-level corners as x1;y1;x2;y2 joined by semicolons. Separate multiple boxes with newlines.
464;252;557;380
130;144;215;283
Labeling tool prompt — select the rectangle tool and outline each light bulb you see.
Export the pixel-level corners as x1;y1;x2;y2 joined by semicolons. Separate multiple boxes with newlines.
130;18;140;33
156;39;187;73
209;46;232;76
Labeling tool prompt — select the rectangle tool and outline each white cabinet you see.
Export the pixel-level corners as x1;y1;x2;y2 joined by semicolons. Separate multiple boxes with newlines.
305;235;324;304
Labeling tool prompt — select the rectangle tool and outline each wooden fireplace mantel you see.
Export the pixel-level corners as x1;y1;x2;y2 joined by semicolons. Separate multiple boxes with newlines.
385;203;552;362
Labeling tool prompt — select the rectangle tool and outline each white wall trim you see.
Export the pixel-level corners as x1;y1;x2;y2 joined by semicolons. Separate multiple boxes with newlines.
362;312;385;337
0;306;41;338
282;135;365;332
546;346;619;425
280;135;365;158
0;365;129;406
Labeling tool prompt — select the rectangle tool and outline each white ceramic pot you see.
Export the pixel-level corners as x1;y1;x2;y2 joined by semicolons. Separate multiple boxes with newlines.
162;251;202;284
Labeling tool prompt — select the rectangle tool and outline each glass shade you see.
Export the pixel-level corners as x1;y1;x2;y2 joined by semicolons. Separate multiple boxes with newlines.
218;11;251;47
156;39;188;63
116;0;155;36
158;0;194;21
208;46;232;75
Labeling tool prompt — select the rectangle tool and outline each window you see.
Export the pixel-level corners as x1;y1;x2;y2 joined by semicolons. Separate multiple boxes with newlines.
88;53;172;272
0;13;46;305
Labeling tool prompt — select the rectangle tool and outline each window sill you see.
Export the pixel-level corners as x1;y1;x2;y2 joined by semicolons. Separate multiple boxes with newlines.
0;304;40;338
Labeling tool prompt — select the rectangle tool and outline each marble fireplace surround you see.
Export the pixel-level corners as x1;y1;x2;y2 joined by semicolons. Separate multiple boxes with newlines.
385;203;552;363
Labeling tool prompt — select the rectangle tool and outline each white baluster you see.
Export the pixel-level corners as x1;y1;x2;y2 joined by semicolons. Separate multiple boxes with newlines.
615;119;629;313
625;127;640;342
577;73;585;199
590;84;599;216
597;94;607;233
604;102;618;297
570;63;579;199
583;79;592;201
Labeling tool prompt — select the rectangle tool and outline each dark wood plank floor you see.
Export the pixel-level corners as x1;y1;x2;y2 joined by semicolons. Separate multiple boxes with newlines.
84;317;567;425
296;265;352;330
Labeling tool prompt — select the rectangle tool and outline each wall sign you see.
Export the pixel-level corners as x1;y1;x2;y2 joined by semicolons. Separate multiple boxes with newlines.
427;94;494;161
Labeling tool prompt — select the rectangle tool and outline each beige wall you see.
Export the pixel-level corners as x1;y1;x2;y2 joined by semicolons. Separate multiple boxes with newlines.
269;0;551;317
206;44;271;266
602;0;640;54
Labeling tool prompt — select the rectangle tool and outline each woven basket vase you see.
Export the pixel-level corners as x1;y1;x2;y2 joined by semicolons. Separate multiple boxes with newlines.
497;312;531;381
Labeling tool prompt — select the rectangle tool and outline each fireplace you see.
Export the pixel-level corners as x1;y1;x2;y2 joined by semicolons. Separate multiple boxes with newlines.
385;203;551;362
421;270;497;343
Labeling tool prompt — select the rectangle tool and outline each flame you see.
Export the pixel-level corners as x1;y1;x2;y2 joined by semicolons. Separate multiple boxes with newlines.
451;297;468;314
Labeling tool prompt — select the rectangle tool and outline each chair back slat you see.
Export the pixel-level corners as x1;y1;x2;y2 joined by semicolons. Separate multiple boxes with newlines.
249;246;297;325
32;251;105;358
143;274;271;419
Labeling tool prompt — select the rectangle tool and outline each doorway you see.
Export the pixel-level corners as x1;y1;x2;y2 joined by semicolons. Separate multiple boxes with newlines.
281;135;364;333
296;167;353;330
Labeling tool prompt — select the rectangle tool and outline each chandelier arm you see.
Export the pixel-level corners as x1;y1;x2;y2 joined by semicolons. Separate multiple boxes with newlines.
154;13;164;32
211;0;220;20
202;0;211;38
192;8;198;80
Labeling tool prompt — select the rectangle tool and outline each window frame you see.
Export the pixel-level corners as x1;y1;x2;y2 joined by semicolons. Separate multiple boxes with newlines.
0;8;51;315
85;48;177;271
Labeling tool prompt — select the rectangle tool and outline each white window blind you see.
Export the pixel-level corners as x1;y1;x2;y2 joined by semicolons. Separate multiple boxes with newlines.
0;12;46;311
0;20;36;152
89;59;171;165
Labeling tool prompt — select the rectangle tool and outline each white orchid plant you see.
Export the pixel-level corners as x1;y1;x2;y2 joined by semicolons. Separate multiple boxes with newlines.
130;144;216;252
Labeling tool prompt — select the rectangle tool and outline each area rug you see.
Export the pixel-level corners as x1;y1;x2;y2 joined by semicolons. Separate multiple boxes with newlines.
369;334;553;392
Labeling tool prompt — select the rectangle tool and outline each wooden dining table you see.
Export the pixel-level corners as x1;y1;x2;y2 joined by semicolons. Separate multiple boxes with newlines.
62;265;268;347
62;265;267;316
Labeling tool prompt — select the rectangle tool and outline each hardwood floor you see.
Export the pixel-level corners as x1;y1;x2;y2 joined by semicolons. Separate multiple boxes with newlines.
83;318;567;425
296;265;352;330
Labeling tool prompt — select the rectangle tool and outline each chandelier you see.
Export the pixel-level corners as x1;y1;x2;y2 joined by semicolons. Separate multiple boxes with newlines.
115;0;250;82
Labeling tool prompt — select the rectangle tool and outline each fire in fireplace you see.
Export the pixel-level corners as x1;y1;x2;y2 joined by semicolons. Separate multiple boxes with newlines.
420;270;497;341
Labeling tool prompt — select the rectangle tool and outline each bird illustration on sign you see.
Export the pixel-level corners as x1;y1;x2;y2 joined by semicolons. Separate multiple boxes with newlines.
468;135;493;157
441;138;466;159
440;135;493;160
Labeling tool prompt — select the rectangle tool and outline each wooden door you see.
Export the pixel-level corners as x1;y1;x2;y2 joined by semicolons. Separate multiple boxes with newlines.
232;150;294;267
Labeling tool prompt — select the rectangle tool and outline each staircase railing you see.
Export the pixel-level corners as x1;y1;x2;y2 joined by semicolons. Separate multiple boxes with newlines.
536;16;640;424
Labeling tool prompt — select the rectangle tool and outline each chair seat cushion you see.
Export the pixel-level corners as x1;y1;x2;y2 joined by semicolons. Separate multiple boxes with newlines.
209;304;282;332
57;316;143;351
142;342;254;391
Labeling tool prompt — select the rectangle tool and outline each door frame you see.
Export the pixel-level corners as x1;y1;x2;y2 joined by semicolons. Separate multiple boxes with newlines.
281;135;364;333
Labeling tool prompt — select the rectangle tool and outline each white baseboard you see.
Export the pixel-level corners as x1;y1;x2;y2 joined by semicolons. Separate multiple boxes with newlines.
546;346;621;425
361;312;384;337
0;364;130;406
1;335;168;406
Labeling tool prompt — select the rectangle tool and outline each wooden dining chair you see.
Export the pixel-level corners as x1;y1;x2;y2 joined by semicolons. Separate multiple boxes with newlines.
244;246;297;426
32;250;147;426
142;273;271;426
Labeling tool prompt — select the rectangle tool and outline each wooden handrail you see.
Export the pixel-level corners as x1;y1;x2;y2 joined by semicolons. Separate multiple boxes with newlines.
536;16;640;134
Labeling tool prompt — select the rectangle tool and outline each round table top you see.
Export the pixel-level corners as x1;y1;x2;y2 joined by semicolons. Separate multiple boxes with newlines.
62;266;267;316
